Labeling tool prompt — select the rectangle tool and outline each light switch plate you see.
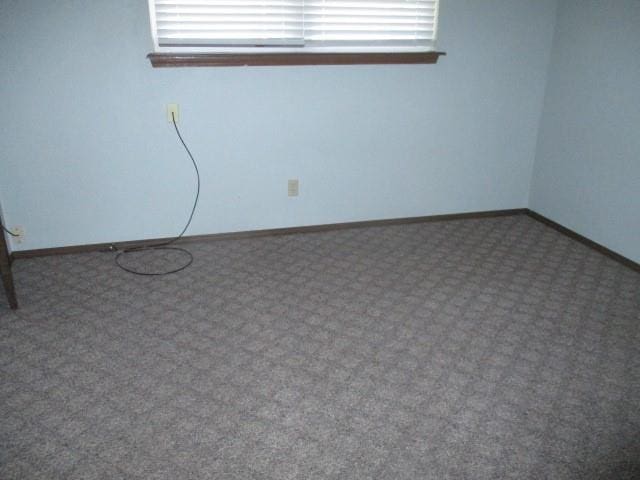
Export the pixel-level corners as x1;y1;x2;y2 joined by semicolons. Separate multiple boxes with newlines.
288;179;299;197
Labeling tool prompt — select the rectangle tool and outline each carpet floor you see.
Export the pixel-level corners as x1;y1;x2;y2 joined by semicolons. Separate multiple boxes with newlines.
1;214;639;479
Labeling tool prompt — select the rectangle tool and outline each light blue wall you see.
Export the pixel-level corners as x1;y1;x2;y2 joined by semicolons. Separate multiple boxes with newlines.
530;0;640;263
0;1;557;251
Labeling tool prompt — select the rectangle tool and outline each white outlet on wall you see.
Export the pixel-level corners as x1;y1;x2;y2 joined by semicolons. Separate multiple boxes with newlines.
288;179;299;197
167;103;179;123
12;226;25;244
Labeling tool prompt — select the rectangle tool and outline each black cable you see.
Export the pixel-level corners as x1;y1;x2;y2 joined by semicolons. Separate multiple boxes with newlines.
1;222;18;237
115;112;200;276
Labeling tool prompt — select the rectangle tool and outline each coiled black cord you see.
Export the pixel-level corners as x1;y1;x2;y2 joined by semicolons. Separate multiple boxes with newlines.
115;112;200;276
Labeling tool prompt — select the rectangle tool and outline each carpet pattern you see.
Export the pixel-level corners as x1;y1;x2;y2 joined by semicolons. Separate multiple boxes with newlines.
1;214;639;479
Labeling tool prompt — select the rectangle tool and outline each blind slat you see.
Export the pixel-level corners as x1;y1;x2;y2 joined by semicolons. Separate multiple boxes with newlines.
149;0;439;50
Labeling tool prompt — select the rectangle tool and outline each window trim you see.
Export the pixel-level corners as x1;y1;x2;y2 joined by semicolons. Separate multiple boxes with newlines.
147;51;445;67
147;0;442;67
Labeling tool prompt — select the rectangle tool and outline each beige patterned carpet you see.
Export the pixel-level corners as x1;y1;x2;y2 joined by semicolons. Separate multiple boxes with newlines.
1;214;639;479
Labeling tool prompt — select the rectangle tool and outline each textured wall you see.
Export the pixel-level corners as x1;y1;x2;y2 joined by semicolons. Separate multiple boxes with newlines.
0;0;556;250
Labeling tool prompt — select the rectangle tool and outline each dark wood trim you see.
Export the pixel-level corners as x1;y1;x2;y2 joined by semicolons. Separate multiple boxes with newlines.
147;51;445;68
9;208;637;281
525;209;639;273
11;208;524;260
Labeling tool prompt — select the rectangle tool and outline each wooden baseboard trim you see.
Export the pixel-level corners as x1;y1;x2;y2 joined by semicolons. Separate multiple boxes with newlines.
11;208;527;260
525;209;639;273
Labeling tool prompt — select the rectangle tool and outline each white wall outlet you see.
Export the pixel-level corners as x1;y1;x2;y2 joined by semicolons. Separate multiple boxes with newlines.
288;179;299;197
167;103;179;123
12;226;25;244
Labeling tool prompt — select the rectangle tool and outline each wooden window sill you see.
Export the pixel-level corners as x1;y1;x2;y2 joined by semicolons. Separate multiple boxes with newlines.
147;51;446;68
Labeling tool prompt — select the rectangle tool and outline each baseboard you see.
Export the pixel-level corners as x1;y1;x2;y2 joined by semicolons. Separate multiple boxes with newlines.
525;209;639;273
11;208;527;260
11;208;640;274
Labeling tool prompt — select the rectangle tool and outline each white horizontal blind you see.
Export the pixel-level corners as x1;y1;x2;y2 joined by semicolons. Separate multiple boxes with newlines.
150;0;304;47
305;0;439;51
148;0;439;51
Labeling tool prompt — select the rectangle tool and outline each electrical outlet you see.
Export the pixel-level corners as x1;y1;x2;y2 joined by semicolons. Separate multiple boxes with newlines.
288;179;299;197
12;226;25;244
167;103;179;123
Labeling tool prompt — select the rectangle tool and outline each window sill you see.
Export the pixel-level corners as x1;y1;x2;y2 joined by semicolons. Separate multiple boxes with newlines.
147;51;446;68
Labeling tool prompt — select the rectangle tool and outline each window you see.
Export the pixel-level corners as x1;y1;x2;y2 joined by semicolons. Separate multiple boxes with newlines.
147;0;444;66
